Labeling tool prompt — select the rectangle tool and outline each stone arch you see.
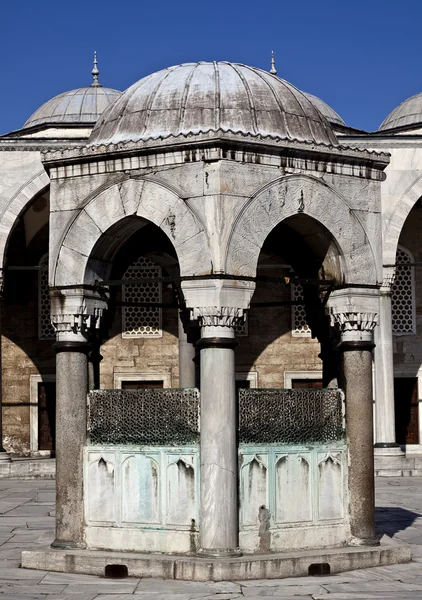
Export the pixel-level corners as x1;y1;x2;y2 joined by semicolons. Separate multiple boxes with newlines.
225;174;379;285
384;173;422;268
0;169;49;274
51;177;212;287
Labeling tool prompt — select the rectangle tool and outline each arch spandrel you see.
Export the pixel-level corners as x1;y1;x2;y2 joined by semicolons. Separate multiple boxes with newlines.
225;174;378;285
52;178;212;287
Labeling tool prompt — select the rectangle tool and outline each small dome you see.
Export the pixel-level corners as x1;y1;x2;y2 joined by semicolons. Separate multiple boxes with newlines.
304;92;345;127
23;86;121;129
89;62;338;147
379;92;422;131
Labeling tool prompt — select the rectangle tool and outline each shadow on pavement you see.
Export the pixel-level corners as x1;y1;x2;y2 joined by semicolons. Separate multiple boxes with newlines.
376;506;421;537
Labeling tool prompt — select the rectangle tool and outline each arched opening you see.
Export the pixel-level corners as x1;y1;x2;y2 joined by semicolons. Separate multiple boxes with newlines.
84;216;184;390
2;189;55;456
391;199;422;446
235;213;343;390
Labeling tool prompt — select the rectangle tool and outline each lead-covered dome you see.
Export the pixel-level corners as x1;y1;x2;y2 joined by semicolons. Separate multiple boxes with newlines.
89;62;338;147
23;86;121;129
23;54;121;130
304;92;345;127
379;92;422;131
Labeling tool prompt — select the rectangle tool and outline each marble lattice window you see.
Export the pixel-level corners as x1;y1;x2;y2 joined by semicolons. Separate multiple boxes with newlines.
122;256;162;338
392;246;416;335
38;254;55;340
291;283;311;337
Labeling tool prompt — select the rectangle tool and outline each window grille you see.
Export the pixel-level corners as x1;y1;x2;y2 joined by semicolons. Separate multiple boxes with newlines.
38;254;55;340
392;246;415;335
122;256;162;338
292;283;311;337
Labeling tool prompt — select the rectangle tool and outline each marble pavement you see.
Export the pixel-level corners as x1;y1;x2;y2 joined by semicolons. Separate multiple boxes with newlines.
0;478;421;598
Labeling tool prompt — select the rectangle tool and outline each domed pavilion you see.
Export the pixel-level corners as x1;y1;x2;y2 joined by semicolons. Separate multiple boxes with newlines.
0;56;409;579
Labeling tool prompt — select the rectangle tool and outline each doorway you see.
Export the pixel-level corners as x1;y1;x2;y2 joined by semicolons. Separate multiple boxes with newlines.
38;381;56;454
394;377;419;445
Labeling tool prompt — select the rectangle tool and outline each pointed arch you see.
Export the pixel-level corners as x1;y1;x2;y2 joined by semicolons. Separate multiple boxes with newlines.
51;177;213;287
225;174;379;285
0;170;49;274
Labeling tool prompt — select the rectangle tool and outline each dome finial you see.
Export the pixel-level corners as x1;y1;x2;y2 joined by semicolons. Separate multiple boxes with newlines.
270;50;277;75
91;51;101;87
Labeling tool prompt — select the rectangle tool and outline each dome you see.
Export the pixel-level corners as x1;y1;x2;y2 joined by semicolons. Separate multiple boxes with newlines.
23;86;121;129
89;62;338;147
379;92;422;131
23;55;121;130
304;92;345;127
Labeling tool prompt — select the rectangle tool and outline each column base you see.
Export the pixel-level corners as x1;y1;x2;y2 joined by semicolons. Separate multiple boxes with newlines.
51;539;86;550
374;444;404;456
349;536;380;547
0;451;10;462
197;547;243;558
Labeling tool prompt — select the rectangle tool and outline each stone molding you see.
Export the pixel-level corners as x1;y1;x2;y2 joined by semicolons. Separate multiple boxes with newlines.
192;306;245;329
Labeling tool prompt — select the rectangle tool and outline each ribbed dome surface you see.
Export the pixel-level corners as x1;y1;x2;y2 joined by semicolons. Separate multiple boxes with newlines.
23;86;122;129
304;92;345;127
89;62;338;147
379;92;422;131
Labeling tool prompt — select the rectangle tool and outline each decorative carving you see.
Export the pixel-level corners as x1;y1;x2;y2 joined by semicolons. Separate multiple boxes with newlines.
238;388;345;444
329;311;378;333
192;306;245;328
52;308;103;335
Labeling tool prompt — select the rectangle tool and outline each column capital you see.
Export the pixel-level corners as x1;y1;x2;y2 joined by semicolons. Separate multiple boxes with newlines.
192;306;245;329
380;266;396;294
50;288;107;343
326;287;379;345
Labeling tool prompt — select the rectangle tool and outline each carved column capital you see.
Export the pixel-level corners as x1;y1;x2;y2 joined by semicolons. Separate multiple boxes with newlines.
380;267;396;294
50;288;107;343
192;306;245;329
326;287;379;346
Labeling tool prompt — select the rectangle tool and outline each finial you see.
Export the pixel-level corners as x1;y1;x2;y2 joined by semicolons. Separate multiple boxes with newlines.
270;50;277;75
91;51;101;87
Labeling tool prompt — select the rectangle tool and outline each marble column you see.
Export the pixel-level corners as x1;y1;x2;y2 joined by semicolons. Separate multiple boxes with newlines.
194;308;242;557
333;311;378;545
374;278;401;452
178;311;196;388
52;318;91;549
0;296;10;462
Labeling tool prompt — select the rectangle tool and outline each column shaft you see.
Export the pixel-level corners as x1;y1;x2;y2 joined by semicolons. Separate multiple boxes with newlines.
374;292;397;446
197;333;240;557
53;343;89;548
0;303;9;460
178;314;196;388
341;342;376;543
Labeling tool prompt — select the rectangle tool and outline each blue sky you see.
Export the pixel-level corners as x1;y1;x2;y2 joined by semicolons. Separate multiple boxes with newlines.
0;0;420;134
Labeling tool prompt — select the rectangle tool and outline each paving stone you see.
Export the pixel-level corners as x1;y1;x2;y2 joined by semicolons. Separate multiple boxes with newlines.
0;584;67;595
0;568;48;581
242;585;327;596
134;580;241;594
42;572;140;585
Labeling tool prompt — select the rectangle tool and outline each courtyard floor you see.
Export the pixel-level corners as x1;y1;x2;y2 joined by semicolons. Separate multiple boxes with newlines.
0;478;421;598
